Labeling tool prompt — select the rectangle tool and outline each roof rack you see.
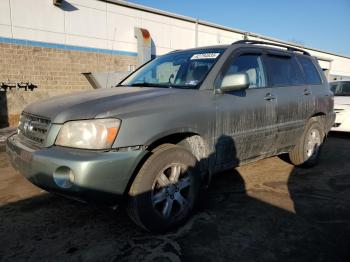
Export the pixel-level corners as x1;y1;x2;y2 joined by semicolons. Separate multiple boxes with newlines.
232;40;311;56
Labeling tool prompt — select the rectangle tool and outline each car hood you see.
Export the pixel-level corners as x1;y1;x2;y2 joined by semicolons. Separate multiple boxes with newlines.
24;87;200;123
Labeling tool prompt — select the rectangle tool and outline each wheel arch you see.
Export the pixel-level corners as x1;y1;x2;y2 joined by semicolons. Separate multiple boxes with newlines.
310;112;326;118
122;131;211;197
148;132;210;160
309;112;328;138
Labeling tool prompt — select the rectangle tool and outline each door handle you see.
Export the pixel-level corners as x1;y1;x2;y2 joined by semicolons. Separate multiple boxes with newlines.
264;93;277;101
304;89;312;96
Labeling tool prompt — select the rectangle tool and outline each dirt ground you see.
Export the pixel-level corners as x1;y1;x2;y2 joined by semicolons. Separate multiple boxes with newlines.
0;133;350;262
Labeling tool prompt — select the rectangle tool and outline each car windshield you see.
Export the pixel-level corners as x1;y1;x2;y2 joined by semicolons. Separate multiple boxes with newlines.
119;48;225;89
330;81;350;96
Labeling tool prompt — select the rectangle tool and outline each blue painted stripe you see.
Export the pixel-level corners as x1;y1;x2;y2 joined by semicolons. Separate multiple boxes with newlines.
0;36;137;57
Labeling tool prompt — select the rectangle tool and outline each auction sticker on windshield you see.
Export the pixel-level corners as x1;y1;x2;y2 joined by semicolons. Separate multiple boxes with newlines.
190;53;220;60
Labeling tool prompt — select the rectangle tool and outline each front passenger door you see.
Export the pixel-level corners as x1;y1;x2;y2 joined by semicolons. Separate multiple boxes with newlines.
214;50;277;170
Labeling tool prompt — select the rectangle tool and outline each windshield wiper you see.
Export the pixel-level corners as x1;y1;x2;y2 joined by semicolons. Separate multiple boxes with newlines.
129;82;156;87
120;82;172;88
116;82;153;87
118;82;198;89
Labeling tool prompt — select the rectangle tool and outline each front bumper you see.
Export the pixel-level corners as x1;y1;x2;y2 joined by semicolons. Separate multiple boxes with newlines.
6;134;147;204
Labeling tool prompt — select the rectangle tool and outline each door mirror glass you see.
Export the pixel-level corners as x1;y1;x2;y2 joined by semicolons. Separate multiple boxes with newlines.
220;73;249;92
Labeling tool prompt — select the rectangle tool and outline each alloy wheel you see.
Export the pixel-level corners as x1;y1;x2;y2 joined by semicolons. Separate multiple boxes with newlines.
152;163;192;218
306;128;321;158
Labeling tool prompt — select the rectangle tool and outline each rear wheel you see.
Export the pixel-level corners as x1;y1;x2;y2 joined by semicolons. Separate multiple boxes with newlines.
127;144;200;232
289;118;325;167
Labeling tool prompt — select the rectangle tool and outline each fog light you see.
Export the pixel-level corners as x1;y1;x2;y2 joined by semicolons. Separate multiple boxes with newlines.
53;166;75;188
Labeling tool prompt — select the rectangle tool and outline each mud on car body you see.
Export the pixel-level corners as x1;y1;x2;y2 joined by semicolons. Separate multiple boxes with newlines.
7;40;335;232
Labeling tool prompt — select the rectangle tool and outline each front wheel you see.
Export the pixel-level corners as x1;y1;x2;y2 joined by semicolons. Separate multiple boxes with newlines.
127;144;201;232
289;118;325;167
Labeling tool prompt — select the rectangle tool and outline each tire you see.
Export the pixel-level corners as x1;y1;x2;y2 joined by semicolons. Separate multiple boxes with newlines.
127;144;201;232
289;118;325;167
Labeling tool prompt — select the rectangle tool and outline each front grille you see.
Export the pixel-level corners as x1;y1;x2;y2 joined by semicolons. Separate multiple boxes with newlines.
18;113;51;145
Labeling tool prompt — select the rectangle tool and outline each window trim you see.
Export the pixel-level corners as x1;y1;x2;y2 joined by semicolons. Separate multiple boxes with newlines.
264;53;306;88
266;49;292;58
215;47;269;90
295;55;323;86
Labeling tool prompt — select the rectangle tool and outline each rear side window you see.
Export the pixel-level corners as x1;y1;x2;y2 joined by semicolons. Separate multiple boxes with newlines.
341;82;350;95
265;55;304;86
297;56;322;85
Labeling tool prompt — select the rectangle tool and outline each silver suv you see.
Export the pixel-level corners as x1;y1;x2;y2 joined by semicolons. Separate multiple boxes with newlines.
7;40;335;232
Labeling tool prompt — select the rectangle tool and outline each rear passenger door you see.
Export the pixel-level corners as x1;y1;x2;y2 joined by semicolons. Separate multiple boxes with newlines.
297;55;327;115
263;52;313;152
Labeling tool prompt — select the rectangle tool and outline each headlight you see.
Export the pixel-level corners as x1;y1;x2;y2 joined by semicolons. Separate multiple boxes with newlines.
56;119;121;149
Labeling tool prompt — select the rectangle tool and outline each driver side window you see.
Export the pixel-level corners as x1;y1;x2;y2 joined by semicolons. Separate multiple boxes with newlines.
224;54;266;88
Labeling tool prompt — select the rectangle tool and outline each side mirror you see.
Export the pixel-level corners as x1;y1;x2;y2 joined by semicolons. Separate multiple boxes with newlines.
220;73;249;92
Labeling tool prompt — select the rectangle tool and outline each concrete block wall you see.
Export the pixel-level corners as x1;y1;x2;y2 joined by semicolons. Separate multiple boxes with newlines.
0;41;137;127
0;89;74;127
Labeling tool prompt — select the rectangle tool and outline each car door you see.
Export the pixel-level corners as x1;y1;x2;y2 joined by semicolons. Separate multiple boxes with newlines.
297;55;328;116
213;49;277;170
263;51;313;153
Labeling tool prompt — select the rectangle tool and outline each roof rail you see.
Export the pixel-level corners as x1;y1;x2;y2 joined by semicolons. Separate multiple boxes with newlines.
233;40;311;56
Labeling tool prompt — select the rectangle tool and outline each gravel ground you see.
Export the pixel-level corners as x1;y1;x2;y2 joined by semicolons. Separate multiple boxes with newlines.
0;133;350;262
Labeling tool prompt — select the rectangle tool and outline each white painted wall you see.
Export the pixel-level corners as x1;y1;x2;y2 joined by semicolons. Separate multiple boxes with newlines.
0;0;350;77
